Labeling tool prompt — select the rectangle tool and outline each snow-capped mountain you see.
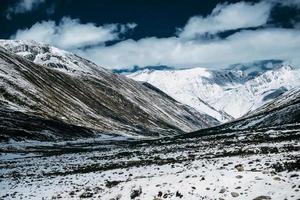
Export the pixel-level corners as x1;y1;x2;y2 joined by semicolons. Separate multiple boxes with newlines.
128;64;300;122
0;40;219;141
227;59;285;78
187;87;300;138
113;65;175;74
231;87;300;129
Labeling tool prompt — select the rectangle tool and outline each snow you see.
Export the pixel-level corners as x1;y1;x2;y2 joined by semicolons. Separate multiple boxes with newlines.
1;125;299;199
128;65;300;122
1;154;298;200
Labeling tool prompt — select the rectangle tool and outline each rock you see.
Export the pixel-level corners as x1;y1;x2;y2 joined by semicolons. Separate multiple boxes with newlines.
106;180;122;188
80;192;93;198
157;191;162;197
290;174;299;178
109;194;122;200
176;191;183;198
231;192;239;197
253;196;272;200
130;187;142;199
219;188;226;193
236;175;243;179
235;164;244;172
273;176;281;181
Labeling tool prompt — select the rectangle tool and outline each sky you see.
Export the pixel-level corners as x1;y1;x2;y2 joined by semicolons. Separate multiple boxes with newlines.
1;0;300;69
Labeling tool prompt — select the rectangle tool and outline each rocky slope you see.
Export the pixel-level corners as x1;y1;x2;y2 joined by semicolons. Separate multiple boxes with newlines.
1;42;299;199
128;62;300;122
184;87;300;138
0;40;218;141
1;102;299;199
227;88;300;130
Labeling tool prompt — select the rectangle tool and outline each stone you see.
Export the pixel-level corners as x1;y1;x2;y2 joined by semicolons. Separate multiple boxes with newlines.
231;192;239;197
130;187;142;199
253;196;272;200
176;191;183;198
235;164;244;172
236;175;243;179
219;188;226;193
80;192;93;198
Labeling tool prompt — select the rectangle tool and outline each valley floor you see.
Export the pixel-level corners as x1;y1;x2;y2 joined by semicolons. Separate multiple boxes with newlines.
0;125;300;200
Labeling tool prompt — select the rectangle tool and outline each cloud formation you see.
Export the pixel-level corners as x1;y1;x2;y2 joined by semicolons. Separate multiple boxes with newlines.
10;1;300;69
269;0;300;8
77;28;300;68
12;17;137;50
178;1;272;39
6;0;45;19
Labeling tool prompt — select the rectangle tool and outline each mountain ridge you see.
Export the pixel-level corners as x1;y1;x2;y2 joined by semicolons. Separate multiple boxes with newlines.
183;87;300;139
0;40;219;141
128;64;300;122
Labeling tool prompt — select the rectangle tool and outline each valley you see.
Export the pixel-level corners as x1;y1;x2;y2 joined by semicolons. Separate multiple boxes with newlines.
1;123;299;199
0;40;299;200
1;0;300;199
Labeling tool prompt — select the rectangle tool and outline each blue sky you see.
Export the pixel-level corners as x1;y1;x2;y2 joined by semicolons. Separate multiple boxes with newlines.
1;0;300;69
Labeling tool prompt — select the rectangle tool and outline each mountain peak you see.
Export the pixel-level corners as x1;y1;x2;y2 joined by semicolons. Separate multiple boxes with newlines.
128;62;300;121
226;59;285;78
0;39;106;76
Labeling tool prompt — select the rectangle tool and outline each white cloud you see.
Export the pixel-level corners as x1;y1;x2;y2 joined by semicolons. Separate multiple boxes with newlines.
10;1;300;69
11;17;137;49
6;0;45;19
76;28;300;69
178;1;272;39
269;0;300;8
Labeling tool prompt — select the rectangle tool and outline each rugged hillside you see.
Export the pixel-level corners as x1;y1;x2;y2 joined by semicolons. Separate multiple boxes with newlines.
184;87;300;138
128;63;300;122
1;42;299;200
227;88;300;129
0;104;97;141
0;40;219;141
1;88;299;199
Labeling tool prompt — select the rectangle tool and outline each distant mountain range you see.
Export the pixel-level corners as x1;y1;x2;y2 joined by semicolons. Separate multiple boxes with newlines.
113;65;175;74
127;61;300;122
0;40;299;142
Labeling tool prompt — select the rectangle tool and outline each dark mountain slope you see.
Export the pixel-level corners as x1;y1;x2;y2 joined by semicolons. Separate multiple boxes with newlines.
182;88;300;138
0;104;96;142
0;41;219;141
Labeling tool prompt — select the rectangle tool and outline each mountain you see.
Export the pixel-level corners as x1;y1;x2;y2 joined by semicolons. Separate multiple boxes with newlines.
0;40;219;141
2;83;299;200
226;59;285;78
113;65;175;74
228;87;300;129
127;63;300;122
184;87;300;138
